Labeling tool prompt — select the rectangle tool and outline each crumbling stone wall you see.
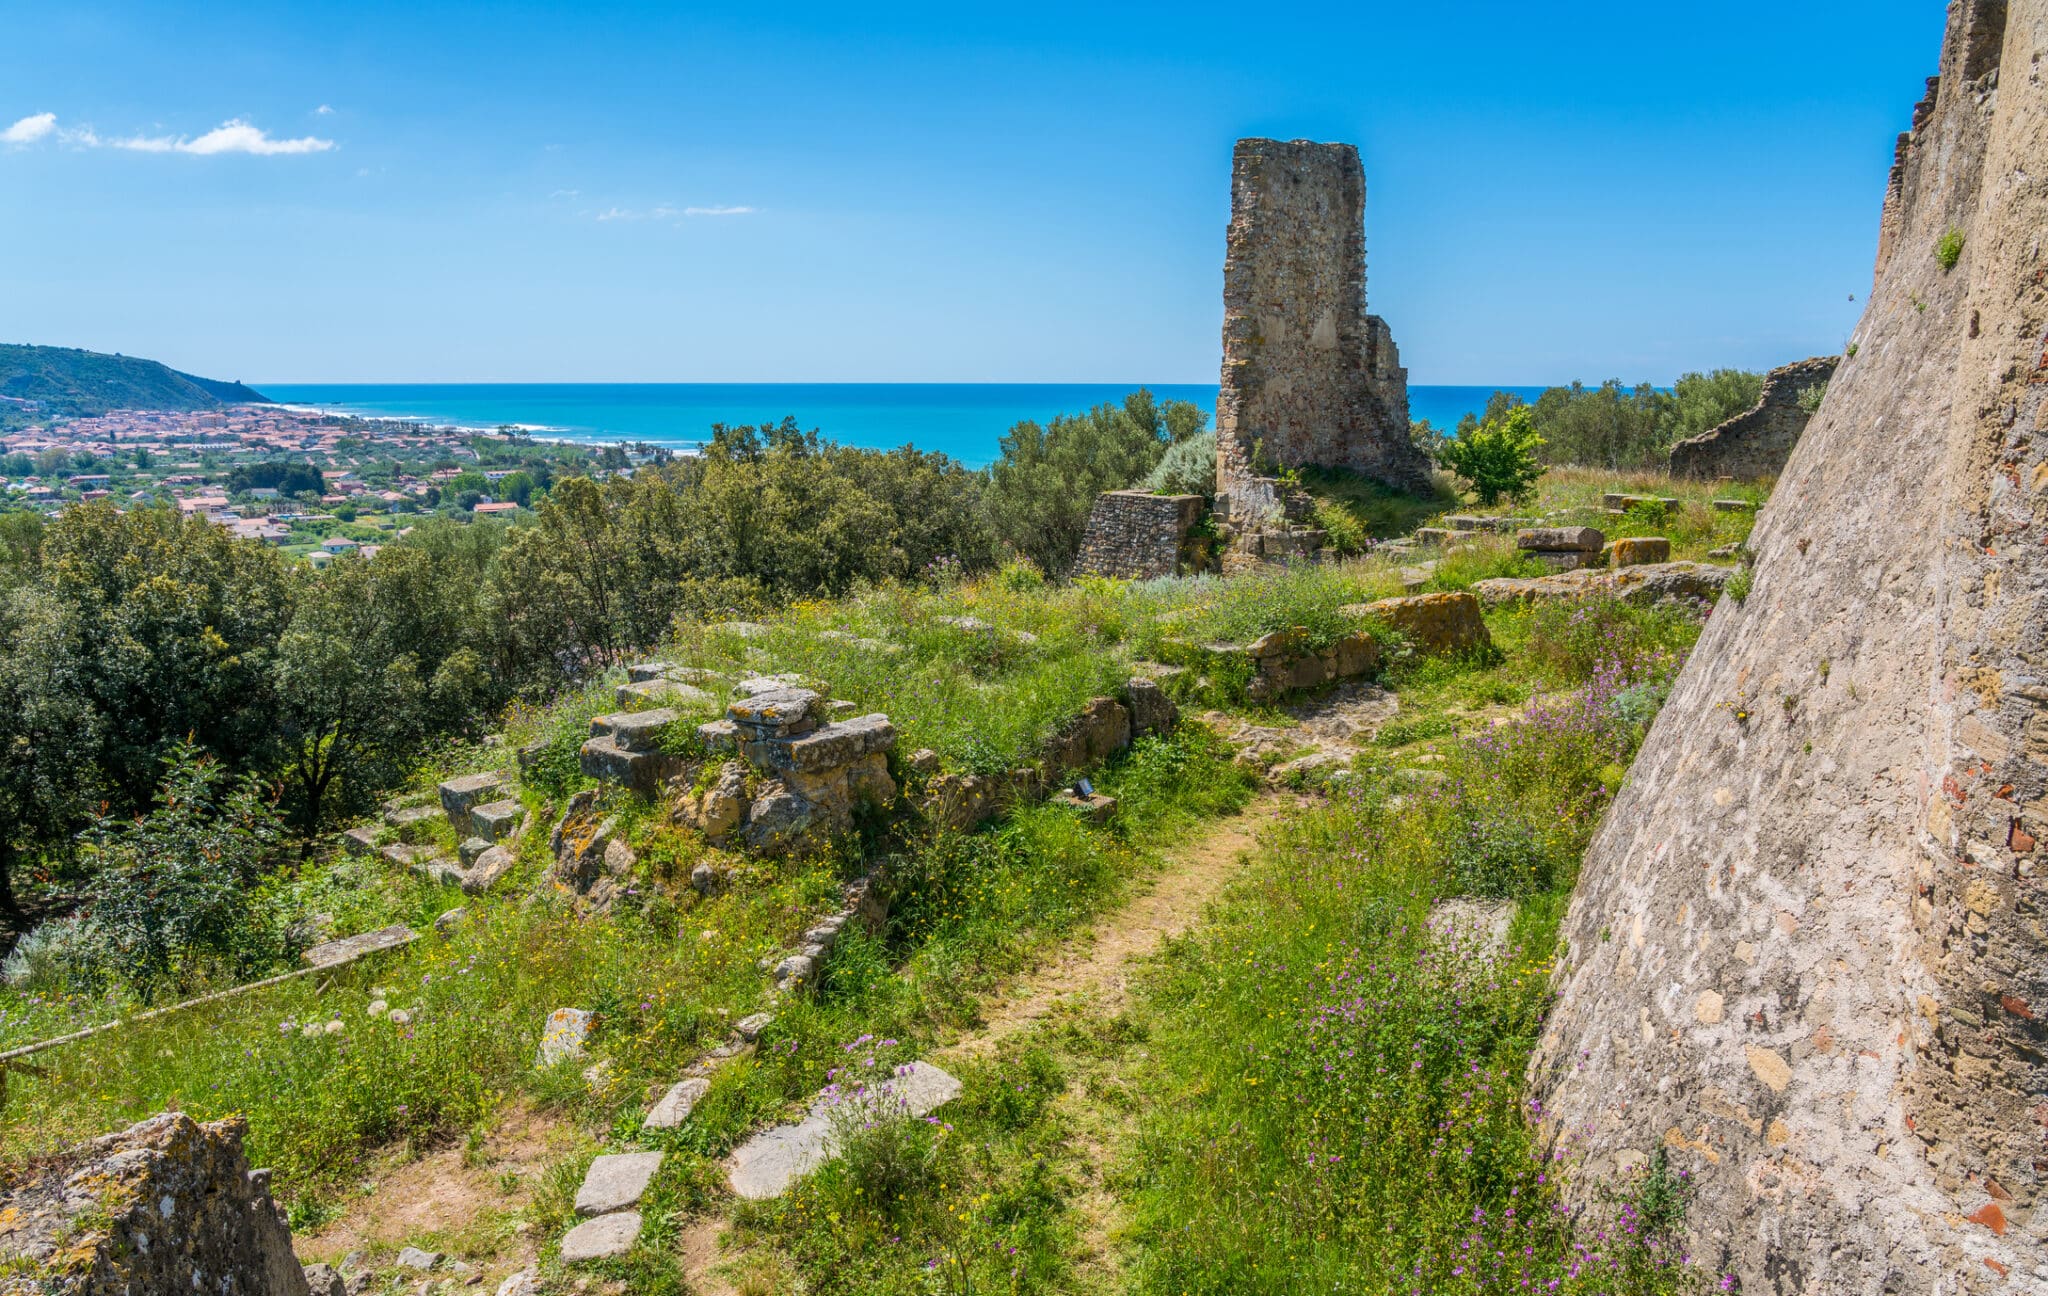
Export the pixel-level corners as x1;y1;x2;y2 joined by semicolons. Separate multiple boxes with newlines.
1213;138;1432;508
0;1112;310;1295
1074;491;1208;579
1531;4;2046;1291
1668;355;1841;480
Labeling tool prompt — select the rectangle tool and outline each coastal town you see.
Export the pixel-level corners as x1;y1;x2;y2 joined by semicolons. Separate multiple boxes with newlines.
0;400;611;561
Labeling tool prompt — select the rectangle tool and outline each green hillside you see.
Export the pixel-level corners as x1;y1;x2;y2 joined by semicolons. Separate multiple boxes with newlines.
0;344;269;416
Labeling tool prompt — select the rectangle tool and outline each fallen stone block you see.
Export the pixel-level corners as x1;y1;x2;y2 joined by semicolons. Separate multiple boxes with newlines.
458;835;491;867
1469;560;1734;607
1516;526;1605;553
579;734;680;796
303;1262;345;1296
574;1151;664;1216
302;923;416;968
728;687;823;737
559;1211;641;1263
384;803;441;831
769;713;896;774
1712;498;1756;512
644;1078;711;1131
1607;536;1672;567
735;1012;775;1041
1344;592;1491;657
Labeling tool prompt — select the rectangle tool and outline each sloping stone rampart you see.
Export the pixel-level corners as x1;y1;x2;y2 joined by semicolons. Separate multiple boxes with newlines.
1213;138;1432;505
1668;355;1840;481
1532;4;2047;1289
1075;491;1208;579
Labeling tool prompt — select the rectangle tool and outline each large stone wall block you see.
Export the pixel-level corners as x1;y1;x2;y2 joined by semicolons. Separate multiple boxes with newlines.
1515;526;1605;553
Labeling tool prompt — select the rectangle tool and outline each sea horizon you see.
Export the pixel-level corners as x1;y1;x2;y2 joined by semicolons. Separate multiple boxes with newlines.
259;382;1550;469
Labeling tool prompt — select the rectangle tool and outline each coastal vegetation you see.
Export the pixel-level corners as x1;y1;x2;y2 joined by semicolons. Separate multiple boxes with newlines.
1422;369;1765;472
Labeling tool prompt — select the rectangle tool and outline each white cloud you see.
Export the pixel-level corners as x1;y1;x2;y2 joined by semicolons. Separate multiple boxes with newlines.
113;119;334;155
315;104;335;115
2;112;56;145
594;202;754;222
549;188;580;198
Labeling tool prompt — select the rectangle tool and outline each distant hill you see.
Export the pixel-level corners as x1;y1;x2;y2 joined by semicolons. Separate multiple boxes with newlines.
0;344;270;417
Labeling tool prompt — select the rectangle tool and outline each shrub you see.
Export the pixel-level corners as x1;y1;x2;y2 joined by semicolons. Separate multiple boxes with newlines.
1140;430;1217;497
1;916;107;995
78;740;294;999
1797;381;1829;414
1520;596;1697;686
1445;813;1553;898
1436;406;1545;505
1937;226;1965;271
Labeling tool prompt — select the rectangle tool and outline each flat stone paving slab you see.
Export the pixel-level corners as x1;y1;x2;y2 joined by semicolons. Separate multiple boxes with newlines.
574;1151;664;1215
643;1078;711;1131
727;1061;960;1200
560;1210;641;1263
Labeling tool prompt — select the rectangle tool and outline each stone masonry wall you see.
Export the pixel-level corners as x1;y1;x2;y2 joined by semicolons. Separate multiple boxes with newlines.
1074;490;1208;579
1531;4;2046;1290
1213;138;1433;507
1668;355;1840;481
0;1112;311;1295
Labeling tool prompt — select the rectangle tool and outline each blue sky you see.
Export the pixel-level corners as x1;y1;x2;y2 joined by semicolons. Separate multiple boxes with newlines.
0;1;1945;385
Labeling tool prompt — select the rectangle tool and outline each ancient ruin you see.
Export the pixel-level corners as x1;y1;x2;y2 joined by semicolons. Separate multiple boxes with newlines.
0;1113;311;1295
1073;490;1209;579
1531;3;2047;1289
1213;138;1432;515
1668;354;1840;480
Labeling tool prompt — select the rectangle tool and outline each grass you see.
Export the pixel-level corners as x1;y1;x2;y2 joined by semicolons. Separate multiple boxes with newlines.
1426;467;1765;564
1113;599;1715;1294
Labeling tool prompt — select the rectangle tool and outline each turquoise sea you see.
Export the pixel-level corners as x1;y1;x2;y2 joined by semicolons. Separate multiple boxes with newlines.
260;383;1547;469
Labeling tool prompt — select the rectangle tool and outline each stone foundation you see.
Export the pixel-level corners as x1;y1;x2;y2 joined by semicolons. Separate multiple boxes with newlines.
1074;490;1210;579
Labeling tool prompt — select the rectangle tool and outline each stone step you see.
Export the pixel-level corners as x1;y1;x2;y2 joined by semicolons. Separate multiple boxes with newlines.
573;1151;663;1216
643;1078;710;1131
559;1211;641;1263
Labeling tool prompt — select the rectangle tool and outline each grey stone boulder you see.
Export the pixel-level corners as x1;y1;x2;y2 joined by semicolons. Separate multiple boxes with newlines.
340;826;379;857
457;836;492;867
462;843;515;894
536;1007;593;1066
559;1210;642;1262
728;687;823;737
643;1077;711;1131
607;707;679;753
734;1012;775;1042
395;1246;442;1271
772;714;895;774
302;923;415;968
302;1263;345;1296
574;1151;664;1216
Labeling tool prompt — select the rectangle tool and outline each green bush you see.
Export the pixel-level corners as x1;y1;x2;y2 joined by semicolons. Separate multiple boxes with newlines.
1937;226;1965;271
1140;430;1217;497
1436;406;1545;505
79;740;294;999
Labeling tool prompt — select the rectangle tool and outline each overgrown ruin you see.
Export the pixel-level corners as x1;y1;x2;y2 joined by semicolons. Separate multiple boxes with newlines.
1531;3;2047;1289
1668;354;1840;480
1213;138;1430;513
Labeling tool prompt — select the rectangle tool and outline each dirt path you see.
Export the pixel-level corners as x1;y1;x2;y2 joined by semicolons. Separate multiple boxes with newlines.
681;796;1284;1294
939;794;1283;1059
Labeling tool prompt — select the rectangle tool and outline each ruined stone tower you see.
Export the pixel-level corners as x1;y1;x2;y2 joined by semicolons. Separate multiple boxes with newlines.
1213;139;1432;519
1531;3;2047;1290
